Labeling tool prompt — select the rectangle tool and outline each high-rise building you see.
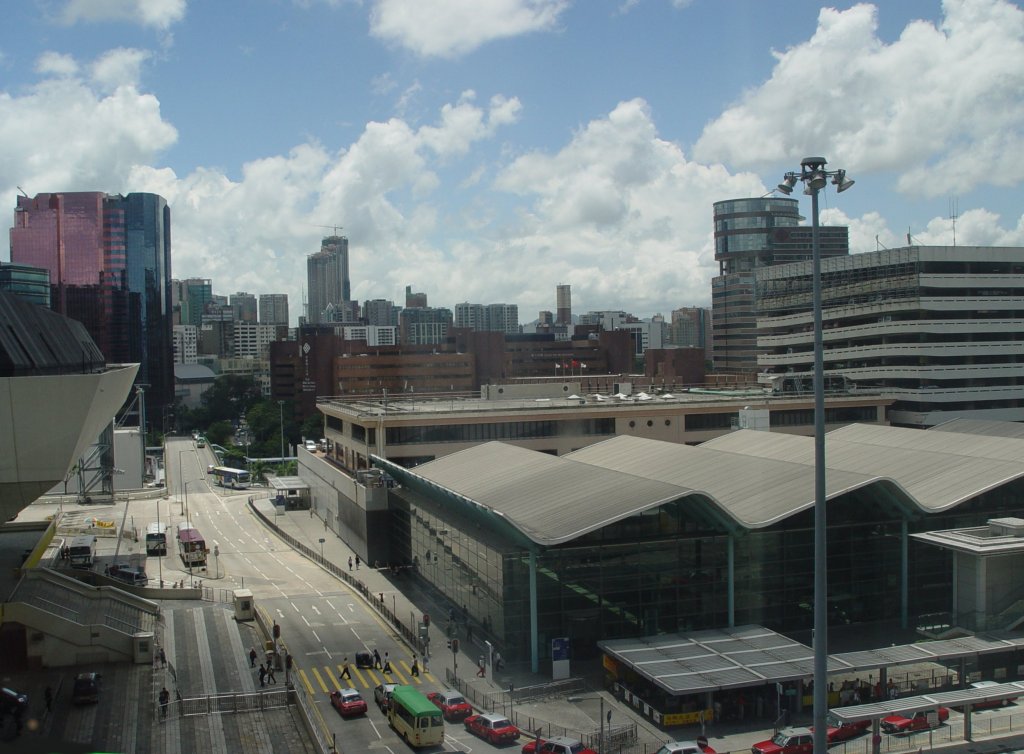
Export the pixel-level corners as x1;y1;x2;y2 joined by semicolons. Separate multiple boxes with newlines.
405;285;428;309
259;293;289;327
230;291;257;322
667;307;710;351
454;303;484;330
400;307;453;345
172;325;198;364
306;235;350;324
182;278;213;327
363;298;399;327
556;284;572;325
10;191;173;428
711;197;848;374
234;321;278;359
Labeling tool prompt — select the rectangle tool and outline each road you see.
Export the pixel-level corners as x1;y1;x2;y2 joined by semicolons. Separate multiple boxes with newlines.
165;438;517;753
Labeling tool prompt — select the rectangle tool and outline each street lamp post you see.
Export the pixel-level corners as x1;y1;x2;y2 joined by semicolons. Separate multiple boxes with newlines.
567;695;607;753
177;449;190;515
777;157;854;754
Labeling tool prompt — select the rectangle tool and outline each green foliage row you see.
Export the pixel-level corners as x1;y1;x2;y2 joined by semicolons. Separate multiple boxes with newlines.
173;374;324;460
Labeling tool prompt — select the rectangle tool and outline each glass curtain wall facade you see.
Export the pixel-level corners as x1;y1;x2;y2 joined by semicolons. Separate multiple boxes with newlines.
10;192;173;428
389;478;1024;663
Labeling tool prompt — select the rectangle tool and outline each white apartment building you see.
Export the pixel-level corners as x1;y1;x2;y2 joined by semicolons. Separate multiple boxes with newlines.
234;321;278;359
757;245;1024;427
172;324;198;364
343;325;398;347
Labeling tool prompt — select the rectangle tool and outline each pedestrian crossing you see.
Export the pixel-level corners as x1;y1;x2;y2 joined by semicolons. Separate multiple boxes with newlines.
298;659;436;695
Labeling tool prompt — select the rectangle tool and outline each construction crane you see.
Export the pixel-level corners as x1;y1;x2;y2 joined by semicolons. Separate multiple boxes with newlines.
311;224;344;236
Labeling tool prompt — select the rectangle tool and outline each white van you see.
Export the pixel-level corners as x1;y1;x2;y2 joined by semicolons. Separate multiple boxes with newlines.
68;536;97;567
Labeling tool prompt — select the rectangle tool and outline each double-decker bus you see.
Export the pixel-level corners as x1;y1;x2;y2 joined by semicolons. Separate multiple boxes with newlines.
177;526;207;567
145;523;167;555
210;466;251;489
387;686;444;748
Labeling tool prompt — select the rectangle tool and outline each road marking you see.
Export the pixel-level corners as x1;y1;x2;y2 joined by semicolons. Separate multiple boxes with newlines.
311;666;330;692
362;668;381;686
301;615;310;627
311;605;321;615
298;669;314;695
351;666;370;687
388;665;409;684
276;608;285;619
397;661;422;684
350;628;361;640
311;630;321;643
368;718;383;739
325;599;337;610
291;601;301;613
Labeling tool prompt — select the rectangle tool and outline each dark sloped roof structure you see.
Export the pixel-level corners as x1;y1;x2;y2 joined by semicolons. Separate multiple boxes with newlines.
374;423;1024;548
0;291;105;376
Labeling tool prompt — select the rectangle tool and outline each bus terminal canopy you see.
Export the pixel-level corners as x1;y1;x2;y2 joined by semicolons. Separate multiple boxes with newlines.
829;680;1024;722
599;626;1024;697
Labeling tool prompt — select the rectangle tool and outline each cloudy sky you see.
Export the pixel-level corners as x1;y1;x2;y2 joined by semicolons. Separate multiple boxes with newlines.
2;0;1023;325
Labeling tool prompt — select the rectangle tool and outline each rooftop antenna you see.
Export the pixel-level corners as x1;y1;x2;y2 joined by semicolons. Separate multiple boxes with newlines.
16;186;29;197
949;198;958;247
875;235;889;251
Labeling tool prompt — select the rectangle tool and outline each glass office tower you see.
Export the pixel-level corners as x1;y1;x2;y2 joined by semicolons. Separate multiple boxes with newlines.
10;192;173;429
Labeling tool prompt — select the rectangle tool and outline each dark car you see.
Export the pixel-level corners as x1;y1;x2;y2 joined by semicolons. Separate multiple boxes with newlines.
72;672;102;704
373;682;397;713
0;687;28;716
355;650;373;669
106;563;149;586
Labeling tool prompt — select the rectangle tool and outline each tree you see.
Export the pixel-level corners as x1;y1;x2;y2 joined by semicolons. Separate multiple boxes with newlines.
206;420;233;446
199;375;262;424
301;414;324;443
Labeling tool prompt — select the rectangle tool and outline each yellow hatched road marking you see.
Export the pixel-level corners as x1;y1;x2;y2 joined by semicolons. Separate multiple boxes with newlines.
386;665;408;684
311;666;330;693
297;669;315;695
350;666;371;688
335;664;356;687
398;661;422;683
363;668;382;685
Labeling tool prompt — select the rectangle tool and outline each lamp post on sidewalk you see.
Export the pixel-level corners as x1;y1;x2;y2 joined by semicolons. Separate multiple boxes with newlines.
568;695;608;753
177;448;190;515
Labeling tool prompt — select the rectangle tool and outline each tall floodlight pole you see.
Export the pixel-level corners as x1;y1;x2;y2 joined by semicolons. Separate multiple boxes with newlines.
777;157;854;754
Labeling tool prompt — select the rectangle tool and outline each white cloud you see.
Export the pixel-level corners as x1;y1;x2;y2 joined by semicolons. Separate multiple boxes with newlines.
90;48;151;92
0;53;176;202
57;0;187;29
491;98;764;313
693;0;1024;198
369;0;569;58
36;52;79;77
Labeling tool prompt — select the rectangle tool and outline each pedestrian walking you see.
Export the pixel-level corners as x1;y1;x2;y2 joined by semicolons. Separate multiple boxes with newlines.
249;647;257;667
159;687;170;718
373;648;382;669
476;657;486;678
340;656;352;679
348;556;353;571
355;555;360;570
267;663;277;684
159;647;167;668
44;686;52;712
383;651;392;674
411;657;420;677
258;664;267;687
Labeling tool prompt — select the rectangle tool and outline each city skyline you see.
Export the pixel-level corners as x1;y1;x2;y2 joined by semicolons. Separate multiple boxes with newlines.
2;0;1023;326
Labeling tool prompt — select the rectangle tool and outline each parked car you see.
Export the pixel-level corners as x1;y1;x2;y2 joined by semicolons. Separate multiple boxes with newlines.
72;672;101;704
655;740;716;754
822;715;871;743
881;707;949;734
305;440;317;451
464;713;520;744
964;680;1017;710
750;727;813;754
373;682;397;713
106;563;149;586
0;687;28;716
329;687;367;718
426;689;473;721
522;736;597;754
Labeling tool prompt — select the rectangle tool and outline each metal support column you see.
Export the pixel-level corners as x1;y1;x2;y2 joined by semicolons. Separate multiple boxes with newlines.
901;519;909;629
727;535;735;627
529;550;539;674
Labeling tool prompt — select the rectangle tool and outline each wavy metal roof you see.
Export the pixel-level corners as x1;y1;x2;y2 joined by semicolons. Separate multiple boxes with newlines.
375;424;1024;547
